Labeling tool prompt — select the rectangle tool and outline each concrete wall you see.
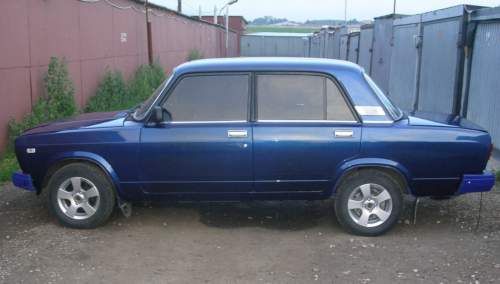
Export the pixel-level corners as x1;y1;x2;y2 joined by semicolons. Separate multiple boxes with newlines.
0;0;238;152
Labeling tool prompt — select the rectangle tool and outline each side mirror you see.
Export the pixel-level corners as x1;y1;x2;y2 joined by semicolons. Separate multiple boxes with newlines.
151;106;171;124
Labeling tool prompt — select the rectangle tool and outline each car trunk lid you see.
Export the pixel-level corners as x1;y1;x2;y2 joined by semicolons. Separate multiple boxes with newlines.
407;111;486;132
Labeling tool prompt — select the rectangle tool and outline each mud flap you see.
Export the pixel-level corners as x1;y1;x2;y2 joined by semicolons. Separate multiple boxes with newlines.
118;199;132;218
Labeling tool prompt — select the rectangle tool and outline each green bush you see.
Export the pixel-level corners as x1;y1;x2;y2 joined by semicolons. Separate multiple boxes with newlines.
85;62;165;113
85;70;129;113
8;57;77;149
127;62;166;104
496;170;500;182
187;49;204;61
44;57;77;120
1;59;167;184
1;57;77;183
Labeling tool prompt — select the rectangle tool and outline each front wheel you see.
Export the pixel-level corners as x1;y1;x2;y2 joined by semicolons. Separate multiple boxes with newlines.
334;170;403;236
47;163;116;229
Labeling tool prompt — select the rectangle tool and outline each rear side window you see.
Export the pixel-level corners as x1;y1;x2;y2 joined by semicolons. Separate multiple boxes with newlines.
256;74;355;121
163;74;249;121
326;79;356;121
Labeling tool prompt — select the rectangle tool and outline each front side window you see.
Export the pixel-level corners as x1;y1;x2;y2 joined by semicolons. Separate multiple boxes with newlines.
163;74;249;121
256;74;355;121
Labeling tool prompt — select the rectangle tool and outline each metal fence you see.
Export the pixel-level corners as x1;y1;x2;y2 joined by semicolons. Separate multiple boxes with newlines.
237;5;500;148
370;15;405;94
417;6;471;114
347;32;360;63
241;33;310;57
358;24;374;74
0;0;239;152
388;15;422;111
466;7;500;150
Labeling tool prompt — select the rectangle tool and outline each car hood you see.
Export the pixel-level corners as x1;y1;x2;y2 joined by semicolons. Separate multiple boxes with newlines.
407;111;486;132
22;111;129;135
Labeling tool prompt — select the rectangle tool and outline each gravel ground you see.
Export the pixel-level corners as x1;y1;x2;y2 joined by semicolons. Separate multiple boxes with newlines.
1;182;499;283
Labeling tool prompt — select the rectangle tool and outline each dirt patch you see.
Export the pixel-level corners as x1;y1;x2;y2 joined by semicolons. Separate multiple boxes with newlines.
1;183;499;283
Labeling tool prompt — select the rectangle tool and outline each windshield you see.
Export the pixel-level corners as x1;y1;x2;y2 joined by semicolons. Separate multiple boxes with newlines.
132;75;172;121
363;73;403;120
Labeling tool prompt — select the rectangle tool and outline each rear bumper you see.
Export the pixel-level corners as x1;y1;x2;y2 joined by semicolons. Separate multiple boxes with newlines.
457;172;496;194
12;172;36;192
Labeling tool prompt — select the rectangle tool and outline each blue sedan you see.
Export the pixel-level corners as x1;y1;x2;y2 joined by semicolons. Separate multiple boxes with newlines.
12;58;495;236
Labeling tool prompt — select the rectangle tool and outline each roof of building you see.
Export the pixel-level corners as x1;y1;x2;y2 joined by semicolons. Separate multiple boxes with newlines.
173;57;363;75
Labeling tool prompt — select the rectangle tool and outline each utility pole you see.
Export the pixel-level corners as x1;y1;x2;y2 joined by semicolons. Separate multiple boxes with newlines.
199;5;202;18
393;0;397;14
344;0;347;24
214;5;218;24
145;0;153;65
177;0;182;13
225;5;229;51
218;1;238;56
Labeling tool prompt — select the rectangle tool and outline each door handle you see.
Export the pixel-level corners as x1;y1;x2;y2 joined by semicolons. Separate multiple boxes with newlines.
227;130;248;138
334;129;354;138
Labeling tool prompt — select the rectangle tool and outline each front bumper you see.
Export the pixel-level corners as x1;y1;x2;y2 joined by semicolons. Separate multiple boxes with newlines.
12;172;36;192
457;172;496;194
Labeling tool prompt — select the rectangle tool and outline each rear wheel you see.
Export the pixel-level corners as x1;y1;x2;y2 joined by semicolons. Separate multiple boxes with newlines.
47;163;116;229
334;170;403;236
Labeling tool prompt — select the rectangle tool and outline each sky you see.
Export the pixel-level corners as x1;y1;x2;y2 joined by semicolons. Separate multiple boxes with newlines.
151;0;500;22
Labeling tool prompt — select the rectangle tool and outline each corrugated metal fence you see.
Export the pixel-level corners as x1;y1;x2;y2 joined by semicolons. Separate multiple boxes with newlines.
0;0;238;152
241;33;310;57
466;7;500;151
239;5;500;148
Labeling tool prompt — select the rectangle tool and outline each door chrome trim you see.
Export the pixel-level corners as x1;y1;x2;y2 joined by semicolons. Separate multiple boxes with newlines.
227;129;248;138
362;120;394;124
334;129;354;138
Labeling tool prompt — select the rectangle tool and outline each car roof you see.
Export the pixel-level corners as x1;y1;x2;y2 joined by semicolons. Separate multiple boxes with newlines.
173;57;364;75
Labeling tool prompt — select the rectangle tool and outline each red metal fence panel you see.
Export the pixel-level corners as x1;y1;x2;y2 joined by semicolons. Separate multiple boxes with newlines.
0;0;239;152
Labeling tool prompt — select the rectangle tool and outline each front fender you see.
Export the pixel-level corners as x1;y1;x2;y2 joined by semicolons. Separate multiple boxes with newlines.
330;158;413;196
45;151;122;195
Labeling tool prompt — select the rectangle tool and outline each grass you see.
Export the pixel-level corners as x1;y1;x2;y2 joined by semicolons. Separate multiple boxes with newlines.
245;25;318;34
0;153;18;183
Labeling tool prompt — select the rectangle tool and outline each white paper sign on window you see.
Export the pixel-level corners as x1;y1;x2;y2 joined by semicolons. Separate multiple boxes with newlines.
355;106;386;116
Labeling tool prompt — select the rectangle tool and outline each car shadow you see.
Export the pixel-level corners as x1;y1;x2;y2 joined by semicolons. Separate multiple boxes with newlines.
2;183;499;234
135;200;335;231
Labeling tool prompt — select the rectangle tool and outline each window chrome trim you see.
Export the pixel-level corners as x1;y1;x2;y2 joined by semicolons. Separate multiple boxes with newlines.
168;120;248;124
362;120;394;124
256;120;359;124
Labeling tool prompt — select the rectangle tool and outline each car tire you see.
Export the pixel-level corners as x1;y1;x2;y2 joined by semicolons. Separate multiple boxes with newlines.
334;169;403;236
47;163;116;229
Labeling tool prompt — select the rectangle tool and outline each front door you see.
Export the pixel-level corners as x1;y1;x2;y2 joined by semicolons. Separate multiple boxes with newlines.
252;73;361;194
140;73;253;194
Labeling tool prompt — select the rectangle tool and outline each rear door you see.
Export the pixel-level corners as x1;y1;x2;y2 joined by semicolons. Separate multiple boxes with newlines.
253;73;361;194
140;73;253;194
